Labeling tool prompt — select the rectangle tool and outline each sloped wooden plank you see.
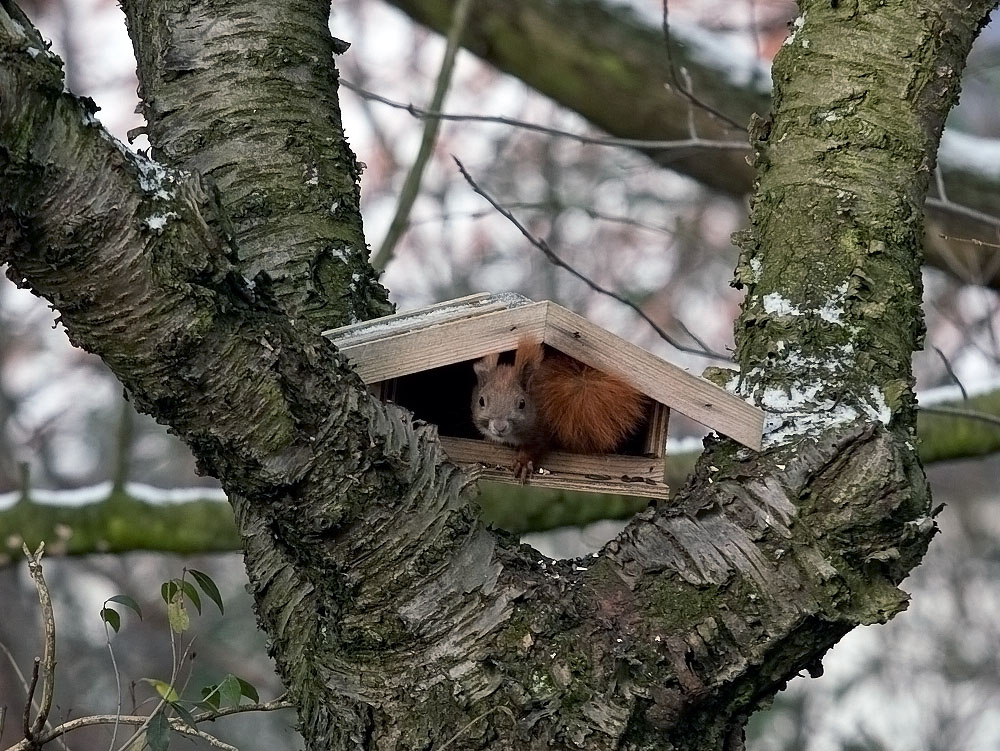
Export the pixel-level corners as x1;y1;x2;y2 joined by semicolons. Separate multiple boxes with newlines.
323;292;533;348
474;470;669;500
544;305;764;450
335;302;548;383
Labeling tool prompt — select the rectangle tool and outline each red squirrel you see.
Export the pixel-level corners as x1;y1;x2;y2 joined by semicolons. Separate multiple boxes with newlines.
471;339;647;480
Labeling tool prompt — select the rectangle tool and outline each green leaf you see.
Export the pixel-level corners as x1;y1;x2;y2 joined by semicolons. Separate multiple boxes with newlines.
178;580;202;614
166;597;190;633
161;580;181;604
235;675;259;703
161;578;202;614
101;608;121;633
200;684;221;710
141;678;180;703
218;674;242;708
169;701;198;731
148;709;170;751
188;569;224;615
106;594;143;619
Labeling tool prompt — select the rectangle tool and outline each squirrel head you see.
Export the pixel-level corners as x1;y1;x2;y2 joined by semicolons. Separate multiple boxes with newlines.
470;344;542;446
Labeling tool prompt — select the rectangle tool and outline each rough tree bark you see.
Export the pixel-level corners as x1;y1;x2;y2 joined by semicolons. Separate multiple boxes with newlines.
0;1;994;750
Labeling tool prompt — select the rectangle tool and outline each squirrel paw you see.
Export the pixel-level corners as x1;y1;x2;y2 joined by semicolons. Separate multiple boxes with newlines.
513;452;534;483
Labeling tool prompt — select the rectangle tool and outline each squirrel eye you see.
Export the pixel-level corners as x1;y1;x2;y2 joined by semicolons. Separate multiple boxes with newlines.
518;399;525;409
479;396;485;407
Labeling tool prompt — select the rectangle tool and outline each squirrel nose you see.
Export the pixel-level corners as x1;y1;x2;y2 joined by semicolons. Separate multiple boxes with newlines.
489;419;510;437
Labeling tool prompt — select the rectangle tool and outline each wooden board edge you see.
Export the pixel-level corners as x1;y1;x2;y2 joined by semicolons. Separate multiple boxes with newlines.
643;404;669;457
469;467;670;500
324;292;536;347
543;305;764;450
339;302;550;383
440;437;665;481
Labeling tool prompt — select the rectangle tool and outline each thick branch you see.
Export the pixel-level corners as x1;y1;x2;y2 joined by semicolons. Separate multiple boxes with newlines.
0;2;989;750
121;0;392;328
733;0;997;441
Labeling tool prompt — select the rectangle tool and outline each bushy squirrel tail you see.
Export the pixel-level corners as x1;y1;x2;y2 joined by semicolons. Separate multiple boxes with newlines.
532;348;647;454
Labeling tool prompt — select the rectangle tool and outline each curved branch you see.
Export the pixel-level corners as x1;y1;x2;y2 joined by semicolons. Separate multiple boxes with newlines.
1;1;991;749
21;544;55;740
120;0;392;327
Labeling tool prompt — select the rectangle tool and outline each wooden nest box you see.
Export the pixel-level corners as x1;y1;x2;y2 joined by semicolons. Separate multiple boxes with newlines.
324;293;763;500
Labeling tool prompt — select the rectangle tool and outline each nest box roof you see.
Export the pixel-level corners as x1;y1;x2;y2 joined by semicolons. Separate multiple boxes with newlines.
324;293;764;450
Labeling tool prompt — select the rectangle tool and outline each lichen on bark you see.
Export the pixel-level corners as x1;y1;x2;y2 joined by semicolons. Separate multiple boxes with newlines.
1;0;997;749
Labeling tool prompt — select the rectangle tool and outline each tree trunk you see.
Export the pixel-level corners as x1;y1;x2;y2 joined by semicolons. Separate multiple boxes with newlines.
0;1;995;749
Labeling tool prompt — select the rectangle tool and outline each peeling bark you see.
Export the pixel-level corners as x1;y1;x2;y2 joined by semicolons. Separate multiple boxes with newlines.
0;0;995;750
121;0;391;328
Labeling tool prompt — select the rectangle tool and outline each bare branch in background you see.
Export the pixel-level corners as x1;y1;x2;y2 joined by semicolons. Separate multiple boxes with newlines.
341;80;750;152
372;0;474;271
661;0;747;132
921;405;1000;429
928;196;1000;233
454;156;730;360
112;399;135;495
933;345;969;400
19;543;56;744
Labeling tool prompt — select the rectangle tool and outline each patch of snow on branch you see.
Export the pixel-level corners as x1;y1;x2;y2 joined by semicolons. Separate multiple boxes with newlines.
939;129;1000;182
135;153;174;200
668;18;772;93
763;281;850;326
763;293;802;316
782;13;806;47
145;212;178;231
0;482;227;510
759;381;862;447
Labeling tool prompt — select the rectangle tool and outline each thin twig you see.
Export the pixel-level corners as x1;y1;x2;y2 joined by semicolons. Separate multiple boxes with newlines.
660;0;746;132
372;0;475;270
8;697;294;751
933;346;968;401
341;80;750;152
22;543;56;739
112;630;198;751
0;639;33;696
927;196;1000;232
409;203;681;238
453;157;730;360
938;234;1000;249
9;713;247;751
103;620;124;751
920;405;1000;429
194;695;294;721
23;659;39;740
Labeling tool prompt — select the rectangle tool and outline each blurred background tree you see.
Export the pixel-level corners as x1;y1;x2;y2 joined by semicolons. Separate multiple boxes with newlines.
1;0;999;749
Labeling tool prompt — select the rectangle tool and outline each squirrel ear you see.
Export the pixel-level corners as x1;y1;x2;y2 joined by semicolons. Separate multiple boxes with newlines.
473;353;499;382
514;339;543;384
